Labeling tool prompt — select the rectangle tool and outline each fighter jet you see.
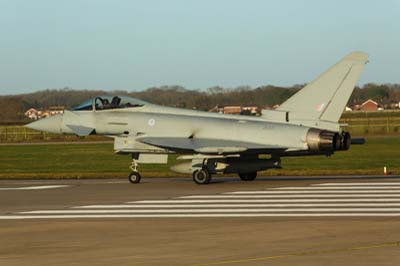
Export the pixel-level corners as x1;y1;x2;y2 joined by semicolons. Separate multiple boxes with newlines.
27;52;369;184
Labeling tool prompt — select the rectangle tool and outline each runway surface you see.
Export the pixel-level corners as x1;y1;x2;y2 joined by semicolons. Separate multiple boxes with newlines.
1;176;400;265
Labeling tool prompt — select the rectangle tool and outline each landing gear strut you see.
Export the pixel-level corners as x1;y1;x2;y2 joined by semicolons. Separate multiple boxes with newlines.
128;155;141;184
239;172;257;181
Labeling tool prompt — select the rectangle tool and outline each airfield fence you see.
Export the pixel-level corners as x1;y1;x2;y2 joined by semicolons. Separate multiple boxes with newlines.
340;117;400;136
0;126;107;143
2;111;400;142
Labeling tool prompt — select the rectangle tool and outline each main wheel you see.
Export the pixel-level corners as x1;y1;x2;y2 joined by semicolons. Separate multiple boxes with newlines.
239;172;257;181
128;171;141;184
192;169;211;185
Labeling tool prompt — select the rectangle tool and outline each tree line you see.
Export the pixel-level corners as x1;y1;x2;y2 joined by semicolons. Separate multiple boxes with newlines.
1;83;400;124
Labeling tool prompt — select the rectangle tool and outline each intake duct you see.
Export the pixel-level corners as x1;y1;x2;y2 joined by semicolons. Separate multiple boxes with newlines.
306;128;351;153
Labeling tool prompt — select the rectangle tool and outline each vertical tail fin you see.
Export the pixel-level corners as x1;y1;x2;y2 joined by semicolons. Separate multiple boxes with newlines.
276;52;369;123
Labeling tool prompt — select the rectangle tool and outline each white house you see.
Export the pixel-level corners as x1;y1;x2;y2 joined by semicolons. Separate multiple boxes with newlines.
24;108;39;120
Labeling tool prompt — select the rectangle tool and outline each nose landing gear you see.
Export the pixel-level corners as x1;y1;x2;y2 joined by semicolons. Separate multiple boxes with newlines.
128;156;141;184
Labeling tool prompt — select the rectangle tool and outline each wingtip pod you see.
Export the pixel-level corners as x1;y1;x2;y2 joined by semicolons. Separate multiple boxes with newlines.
343;51;369;63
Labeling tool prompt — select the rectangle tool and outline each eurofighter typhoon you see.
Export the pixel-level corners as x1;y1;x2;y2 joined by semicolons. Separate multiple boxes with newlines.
27;52;369;184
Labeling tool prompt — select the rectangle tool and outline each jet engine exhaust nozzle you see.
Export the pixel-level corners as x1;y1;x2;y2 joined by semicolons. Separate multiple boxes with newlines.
306;128;351;154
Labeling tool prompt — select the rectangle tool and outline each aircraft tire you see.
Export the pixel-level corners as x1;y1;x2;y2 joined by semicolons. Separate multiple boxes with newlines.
128;172;141;184
193;169;211;185
239;172;257;181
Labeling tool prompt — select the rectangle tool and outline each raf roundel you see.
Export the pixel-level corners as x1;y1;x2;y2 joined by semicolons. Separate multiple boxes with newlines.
148;118;156;127
315;103;325;112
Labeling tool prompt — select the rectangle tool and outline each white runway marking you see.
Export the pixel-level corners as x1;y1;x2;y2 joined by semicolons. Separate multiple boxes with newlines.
226;190;400;194
313;182;400;186
180;194;400;198
3;213;400;219
5;181;400;219
132;198;400;203
21;208;400;214
0;185;69;191
75;203;400;209
273;186;400;190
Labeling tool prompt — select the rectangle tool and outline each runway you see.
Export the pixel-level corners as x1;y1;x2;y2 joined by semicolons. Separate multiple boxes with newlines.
1;176;400;265
4;180;400;219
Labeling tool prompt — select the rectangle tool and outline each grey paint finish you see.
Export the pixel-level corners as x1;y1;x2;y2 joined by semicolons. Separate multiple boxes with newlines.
276;52;369;130
26;52;368;178
93;111;309;151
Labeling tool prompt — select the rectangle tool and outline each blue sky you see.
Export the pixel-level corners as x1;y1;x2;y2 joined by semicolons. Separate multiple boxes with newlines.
0;0;399;95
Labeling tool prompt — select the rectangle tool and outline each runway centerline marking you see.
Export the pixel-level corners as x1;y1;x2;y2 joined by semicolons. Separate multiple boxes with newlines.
0;185;70;191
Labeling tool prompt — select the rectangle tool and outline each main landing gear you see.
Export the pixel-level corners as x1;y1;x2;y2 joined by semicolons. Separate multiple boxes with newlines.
238;172;257;181
192;169;257;184
128;157;141;184
192;168;212;185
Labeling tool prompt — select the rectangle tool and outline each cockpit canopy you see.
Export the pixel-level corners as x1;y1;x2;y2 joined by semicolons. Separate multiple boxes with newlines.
73;96;148;111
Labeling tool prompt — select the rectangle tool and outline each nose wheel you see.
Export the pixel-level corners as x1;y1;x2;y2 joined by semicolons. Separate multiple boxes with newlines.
128;171;141;183
128;156;141;184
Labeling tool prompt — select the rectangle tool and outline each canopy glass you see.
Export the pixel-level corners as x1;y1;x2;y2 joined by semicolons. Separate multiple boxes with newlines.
73;96;148;111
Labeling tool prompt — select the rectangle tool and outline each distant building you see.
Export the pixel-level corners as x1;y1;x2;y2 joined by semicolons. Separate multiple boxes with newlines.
39;111;50;118
360;99;379;112
223;106;242;115
25;106;65;120
241;106;259;116
209;105;260;116
48;106;64;116
209;106;223;114
384;103;399;109
24;108;39;120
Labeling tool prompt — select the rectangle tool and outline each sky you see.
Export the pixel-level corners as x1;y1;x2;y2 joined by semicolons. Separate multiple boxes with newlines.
0;0;399;95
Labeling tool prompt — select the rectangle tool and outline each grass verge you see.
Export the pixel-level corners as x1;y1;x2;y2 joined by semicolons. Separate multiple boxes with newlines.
0;136;399;179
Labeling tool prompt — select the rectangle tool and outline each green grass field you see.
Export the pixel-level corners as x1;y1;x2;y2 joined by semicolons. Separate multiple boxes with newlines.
1;136;399;179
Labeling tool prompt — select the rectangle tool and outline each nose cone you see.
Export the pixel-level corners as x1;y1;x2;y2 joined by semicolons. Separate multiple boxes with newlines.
26;114;62;134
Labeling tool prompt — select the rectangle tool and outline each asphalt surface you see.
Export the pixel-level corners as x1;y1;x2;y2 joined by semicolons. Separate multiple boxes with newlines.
1;176;400;266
